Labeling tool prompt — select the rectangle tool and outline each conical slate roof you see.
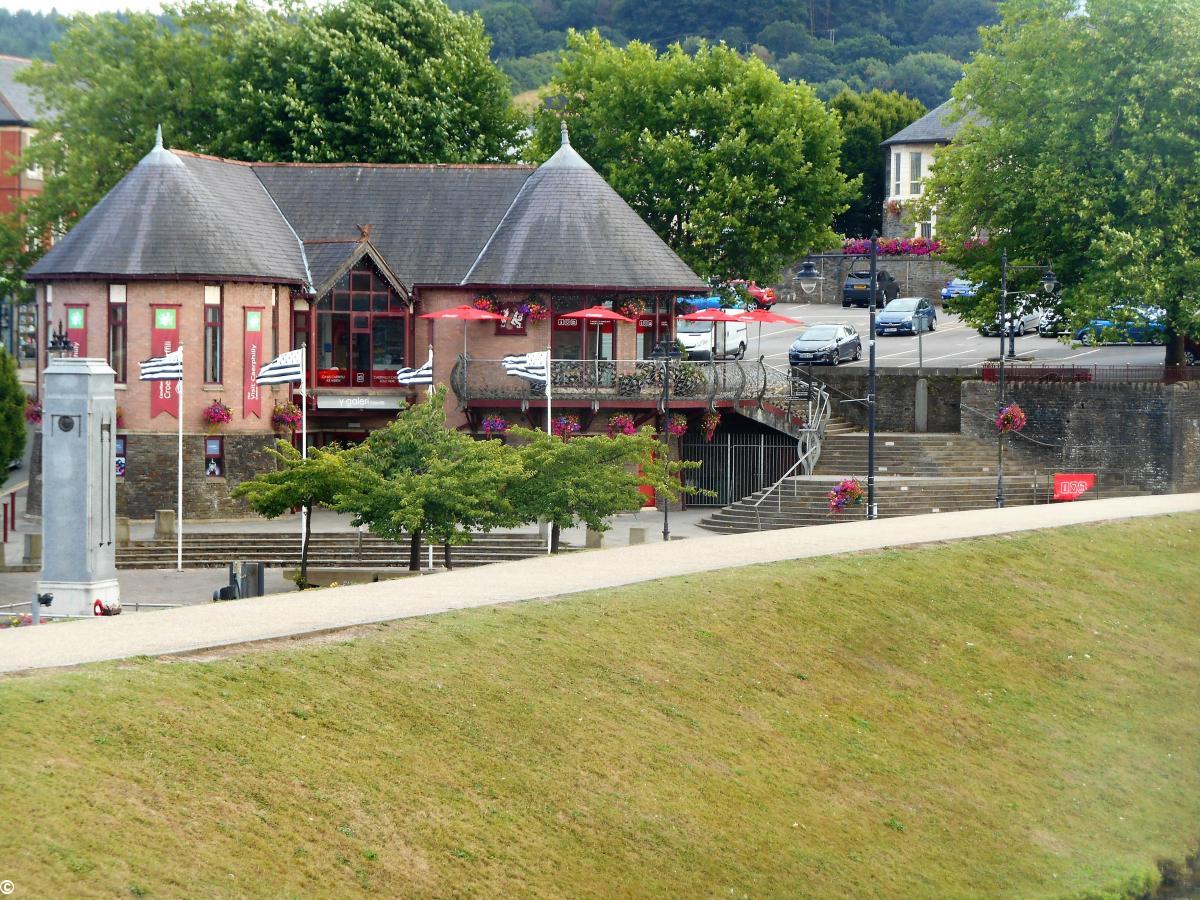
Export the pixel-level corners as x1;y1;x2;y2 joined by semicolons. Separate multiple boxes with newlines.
461;126;706;291
27;128;309;284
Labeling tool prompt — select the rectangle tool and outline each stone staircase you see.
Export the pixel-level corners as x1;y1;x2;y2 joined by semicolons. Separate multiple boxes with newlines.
116;532;567;570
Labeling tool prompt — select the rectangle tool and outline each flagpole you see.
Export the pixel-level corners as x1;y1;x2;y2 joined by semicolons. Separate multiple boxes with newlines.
300;342;308;560
427;343;434;398
176;347;183;573
546;341;552;556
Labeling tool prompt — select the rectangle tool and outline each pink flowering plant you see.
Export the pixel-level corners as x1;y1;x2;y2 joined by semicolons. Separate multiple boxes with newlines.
616;298;648;318
827;477;864;513
271;400;303;432
996;403;1027;433
472;293;499;313
701;410;721;442
551;414;581;440
24;398;42;425
481;414;510;437
202;399;233;428
667;413;688;438
843;236;942;257
606;412;637;437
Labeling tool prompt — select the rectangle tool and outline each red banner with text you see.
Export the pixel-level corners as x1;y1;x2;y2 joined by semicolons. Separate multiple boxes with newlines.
150;305;180;419
65;305;87;357
243;307;263;418
1053;473;1096;501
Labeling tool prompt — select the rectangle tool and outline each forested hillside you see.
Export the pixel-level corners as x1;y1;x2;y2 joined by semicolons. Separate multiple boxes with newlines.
452;0;997;105
0;9;62;59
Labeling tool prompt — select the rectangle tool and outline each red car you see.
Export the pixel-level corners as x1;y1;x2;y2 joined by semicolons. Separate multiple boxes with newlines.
729;279;777;309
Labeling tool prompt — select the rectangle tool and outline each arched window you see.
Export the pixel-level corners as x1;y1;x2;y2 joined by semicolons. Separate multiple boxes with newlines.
314;260;409;387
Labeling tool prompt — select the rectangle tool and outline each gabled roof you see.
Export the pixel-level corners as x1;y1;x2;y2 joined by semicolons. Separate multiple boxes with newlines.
253;163;534;290
27;130;309;284
882;100;983;147
0;55;46;125
461;126;707;292
304;236;409;300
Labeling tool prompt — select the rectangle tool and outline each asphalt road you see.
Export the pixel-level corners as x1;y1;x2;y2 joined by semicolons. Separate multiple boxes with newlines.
751;302;1171;370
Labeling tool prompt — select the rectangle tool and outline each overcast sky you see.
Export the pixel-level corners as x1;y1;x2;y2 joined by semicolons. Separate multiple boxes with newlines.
0;1;166;12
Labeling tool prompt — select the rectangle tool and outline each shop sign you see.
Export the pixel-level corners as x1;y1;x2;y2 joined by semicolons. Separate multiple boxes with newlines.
1053;473;1096;501
315;394;404;410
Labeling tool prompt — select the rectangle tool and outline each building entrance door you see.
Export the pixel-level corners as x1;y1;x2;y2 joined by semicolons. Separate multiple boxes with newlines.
350;314;371;386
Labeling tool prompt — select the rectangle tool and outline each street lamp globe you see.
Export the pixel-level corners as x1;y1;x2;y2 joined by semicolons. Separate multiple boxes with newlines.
1041;268;1060;295
796;260;821;295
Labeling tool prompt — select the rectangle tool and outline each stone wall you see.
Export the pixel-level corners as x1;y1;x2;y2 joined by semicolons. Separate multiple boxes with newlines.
27;429;279;519
816;367;973;433
960;380;1200;493
774;254;958;306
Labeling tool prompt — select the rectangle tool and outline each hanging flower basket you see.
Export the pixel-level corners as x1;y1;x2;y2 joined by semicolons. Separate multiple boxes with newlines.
524;293;551;322
24;398;42;425
606;412;637;437
667;413;688;438
827;477;864;513
472;293;499;313
551;414;581;440
701;410;721;442
616;298;648;319
202;399;233;430
271;400;303;432
481;414;510;437
996;403;1027;433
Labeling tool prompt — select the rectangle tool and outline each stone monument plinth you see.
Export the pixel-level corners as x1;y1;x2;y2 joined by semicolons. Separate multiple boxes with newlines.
36;358;120;616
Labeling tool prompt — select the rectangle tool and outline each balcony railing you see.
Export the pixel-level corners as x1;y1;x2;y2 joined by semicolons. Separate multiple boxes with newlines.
450;355;784;407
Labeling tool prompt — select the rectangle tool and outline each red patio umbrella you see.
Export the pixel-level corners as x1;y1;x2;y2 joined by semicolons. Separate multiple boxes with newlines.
572;305;635;366
738;308;805;359
417;304;503;358
676;308;752;322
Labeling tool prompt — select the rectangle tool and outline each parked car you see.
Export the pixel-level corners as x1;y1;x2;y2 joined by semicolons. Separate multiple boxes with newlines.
940;277;980;301
979;300;1042;336
874;297;937;335
1038;309;1072;337
1074;306;1167;345
1184;334;1198;366
788;323;861;367
675;316;748;360
842;269;899;308
728;279;777;309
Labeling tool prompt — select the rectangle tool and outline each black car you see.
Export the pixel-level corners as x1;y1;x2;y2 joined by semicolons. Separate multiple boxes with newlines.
842;269;899;308
788;323;862;366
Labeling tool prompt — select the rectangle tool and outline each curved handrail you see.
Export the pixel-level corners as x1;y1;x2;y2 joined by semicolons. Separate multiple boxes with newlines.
750;369;832;530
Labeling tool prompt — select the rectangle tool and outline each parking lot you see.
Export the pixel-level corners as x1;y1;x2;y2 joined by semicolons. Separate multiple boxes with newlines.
753;302;1171;369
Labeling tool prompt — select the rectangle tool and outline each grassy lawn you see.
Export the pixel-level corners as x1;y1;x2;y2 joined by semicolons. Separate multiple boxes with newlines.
1;515;1198;898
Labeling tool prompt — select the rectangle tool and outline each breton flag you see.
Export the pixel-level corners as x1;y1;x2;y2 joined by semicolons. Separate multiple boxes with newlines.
256;348;305;385
139;347;183;381
396;349;433;386
502;350;549;382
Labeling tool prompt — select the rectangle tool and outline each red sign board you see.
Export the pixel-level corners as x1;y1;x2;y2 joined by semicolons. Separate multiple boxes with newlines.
1053;473;1096;501
243;307;263;418
150;305;180;419
554;316;612;333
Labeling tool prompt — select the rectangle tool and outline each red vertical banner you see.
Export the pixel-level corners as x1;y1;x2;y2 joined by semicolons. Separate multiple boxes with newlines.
65;305;87;357
150;305;180;419
243;307;263;418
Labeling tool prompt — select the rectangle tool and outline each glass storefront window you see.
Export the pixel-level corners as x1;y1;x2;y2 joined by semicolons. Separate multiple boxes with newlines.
314;260;409;387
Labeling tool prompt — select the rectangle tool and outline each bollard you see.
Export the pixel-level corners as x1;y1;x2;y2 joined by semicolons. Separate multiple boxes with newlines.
154;509;175;540
22;532;41;566
585;528;604;549
628;527;647;545
115;517;130;548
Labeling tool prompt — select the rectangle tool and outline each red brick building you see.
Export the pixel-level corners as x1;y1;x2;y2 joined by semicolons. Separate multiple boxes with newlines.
26;127;724;518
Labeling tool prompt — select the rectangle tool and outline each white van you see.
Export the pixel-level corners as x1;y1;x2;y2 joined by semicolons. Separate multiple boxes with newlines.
675;318;748;360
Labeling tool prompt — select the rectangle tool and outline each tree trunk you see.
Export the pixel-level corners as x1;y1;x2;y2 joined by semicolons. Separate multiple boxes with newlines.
550;521;561;554
299;502;313;589
1165;329;1185;366
408;529;422;572
443;542;453;570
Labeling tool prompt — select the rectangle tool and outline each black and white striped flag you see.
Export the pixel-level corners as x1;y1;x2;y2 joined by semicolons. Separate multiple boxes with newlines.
256;348;305;385
138;347;183;381
502;350;549;382
396;349;433;386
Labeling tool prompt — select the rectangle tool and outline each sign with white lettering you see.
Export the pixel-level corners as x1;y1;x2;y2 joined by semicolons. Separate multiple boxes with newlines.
315;394;404;410
1053;473;1096;501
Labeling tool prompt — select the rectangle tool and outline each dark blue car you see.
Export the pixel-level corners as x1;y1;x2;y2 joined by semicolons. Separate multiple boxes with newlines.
1074;306;1166;345
940;278;980;301
874;297;937;335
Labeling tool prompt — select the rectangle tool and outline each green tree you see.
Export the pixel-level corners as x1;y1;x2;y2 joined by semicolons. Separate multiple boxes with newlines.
830;89;926;237
507;426;658;553
876;52;962;107
530;31;855;283
229;441;349;588
921;0;1200;363
0;349;25;484
338;389;522;570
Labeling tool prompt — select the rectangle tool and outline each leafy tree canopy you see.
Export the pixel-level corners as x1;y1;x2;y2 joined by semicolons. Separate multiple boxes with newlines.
921;0;1200;363
831;89;926;237
0;349;25;484
530;31;855;282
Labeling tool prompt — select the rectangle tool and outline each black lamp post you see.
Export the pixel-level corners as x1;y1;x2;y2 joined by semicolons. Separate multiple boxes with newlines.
796;232;880;520
47;320;73;358
995;250;1058;508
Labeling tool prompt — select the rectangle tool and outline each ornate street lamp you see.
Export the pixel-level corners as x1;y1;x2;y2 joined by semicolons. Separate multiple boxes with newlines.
47;321;73;358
